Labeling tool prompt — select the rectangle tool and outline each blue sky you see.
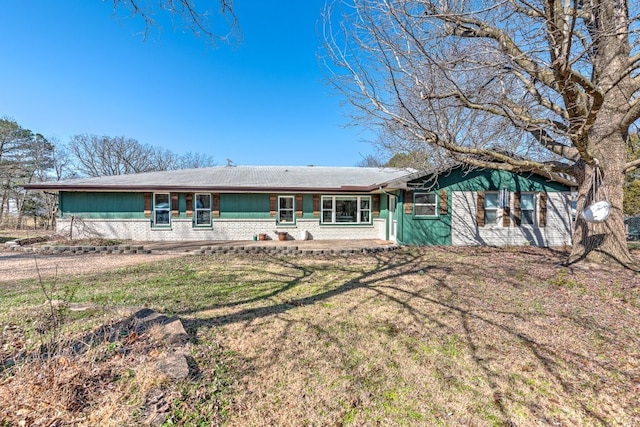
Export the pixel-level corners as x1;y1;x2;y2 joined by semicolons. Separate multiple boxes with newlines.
0;1;375;166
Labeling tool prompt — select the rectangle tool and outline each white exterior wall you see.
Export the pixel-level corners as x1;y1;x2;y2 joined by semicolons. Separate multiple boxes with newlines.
56;217;387;241
451;191;573;247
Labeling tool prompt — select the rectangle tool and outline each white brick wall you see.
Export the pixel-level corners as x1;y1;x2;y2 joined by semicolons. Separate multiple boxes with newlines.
57;217;388;241
451;191;572;246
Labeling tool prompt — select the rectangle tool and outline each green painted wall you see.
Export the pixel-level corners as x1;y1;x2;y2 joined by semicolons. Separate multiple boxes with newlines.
432;168;569;193
399;192;452;245
59;191;386;226
398;168;572;246
302;194;315;219
59;192;145;219
218;193;272;219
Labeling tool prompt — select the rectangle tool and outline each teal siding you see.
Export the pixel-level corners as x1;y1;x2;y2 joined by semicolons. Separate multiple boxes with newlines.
433;168;567;193
179;193;187;217
219;193;271;219
401;191;452;245
59;192;145;219
399;168;572;246
302;194;315;219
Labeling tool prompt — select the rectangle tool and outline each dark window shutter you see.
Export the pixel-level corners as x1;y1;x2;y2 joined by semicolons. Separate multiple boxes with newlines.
476;192;485;227
373;194;380;217
143;193;152;218
270;193;276;217
503;193;511;227
439;190;448;215
514;193;522;226
296;194;303;218
539;192;547;227
186;193;193;217
404;190;413;214
171;193;179;217
313;194;320;217
213;193;220;217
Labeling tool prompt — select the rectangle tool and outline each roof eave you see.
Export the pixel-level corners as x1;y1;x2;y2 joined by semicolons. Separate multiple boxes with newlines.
23;184;386;193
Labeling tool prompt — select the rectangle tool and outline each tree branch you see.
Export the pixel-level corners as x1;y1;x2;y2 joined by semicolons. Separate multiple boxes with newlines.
625;157;640;173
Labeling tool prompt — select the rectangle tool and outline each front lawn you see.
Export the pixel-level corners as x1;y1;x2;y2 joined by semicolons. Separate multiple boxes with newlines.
1;247;639;426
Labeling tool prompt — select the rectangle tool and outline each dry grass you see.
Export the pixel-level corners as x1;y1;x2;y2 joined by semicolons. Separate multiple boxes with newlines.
185;248;640;426
1;246;639;426
0;308;173;426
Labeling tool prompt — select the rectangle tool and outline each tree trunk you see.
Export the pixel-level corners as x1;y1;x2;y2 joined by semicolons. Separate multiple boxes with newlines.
569;121;639;270
0;189;7;227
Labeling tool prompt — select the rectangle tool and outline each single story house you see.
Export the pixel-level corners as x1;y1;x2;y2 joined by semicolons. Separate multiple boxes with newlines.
24;165;574;246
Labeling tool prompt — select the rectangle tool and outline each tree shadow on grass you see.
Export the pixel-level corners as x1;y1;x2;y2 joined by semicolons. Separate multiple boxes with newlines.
178;248;633;426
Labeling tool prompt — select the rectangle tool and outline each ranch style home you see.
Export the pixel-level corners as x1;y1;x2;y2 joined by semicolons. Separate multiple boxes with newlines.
24;165;574;246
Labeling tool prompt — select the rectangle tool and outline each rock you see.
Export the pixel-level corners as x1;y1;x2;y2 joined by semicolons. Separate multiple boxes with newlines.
157;353;189;380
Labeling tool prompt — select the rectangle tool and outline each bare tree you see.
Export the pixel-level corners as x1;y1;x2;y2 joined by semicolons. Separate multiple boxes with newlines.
324;0;640;269
110;0;239;45
68;135;169;176
178;151;217;169
67;134;216;177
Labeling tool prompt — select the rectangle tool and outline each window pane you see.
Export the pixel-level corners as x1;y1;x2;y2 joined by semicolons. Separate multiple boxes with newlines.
155;194;170;209
322;199;333;209
485;193;499;208
155;210;170;225
360;198;370;209
336;198;356;222
415;193;436;204
360;210;370;222
322;211;333;223
415;205;436;216
279;210;294;223
521;210;534;224
197;210;211;225
520;194;534;210
279;197;293;209
337;213;356;222
485;210;497;224
196;194;211;209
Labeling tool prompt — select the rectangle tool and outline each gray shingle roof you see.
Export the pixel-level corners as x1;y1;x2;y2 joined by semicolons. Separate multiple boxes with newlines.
25;166;414;192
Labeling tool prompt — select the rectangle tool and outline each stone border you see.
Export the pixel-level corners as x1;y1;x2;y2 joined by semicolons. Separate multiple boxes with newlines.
5;240;401;256
197;244;401;256
5;242;151;254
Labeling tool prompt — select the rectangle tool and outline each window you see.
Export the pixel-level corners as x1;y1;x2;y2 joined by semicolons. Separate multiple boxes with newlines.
414;192;438;217
484;192;499;225
321;196;372;224
154;193;170;226
520;193;535;225
195;193;212;226
278;195;295;224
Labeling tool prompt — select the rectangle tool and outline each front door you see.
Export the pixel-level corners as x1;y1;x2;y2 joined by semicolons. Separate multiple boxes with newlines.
388;194;397;242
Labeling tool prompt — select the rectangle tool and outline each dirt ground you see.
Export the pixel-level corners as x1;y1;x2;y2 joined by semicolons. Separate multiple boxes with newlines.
0;251;186;282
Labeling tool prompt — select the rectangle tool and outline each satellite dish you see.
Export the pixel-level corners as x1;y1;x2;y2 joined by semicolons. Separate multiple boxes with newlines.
581;200;611;223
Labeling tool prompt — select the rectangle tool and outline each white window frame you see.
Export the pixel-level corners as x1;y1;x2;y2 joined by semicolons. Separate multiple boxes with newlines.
153;193;171;227
484;192;500;226
414;192;438;217
278;195;295;224
320;195;372;225
195;193;212;226
519;193;536;225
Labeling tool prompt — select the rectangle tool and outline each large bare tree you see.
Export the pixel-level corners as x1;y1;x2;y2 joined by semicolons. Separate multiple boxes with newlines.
324;0;640;269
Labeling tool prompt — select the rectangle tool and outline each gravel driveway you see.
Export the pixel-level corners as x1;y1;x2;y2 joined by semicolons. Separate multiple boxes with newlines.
0;251;186;282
